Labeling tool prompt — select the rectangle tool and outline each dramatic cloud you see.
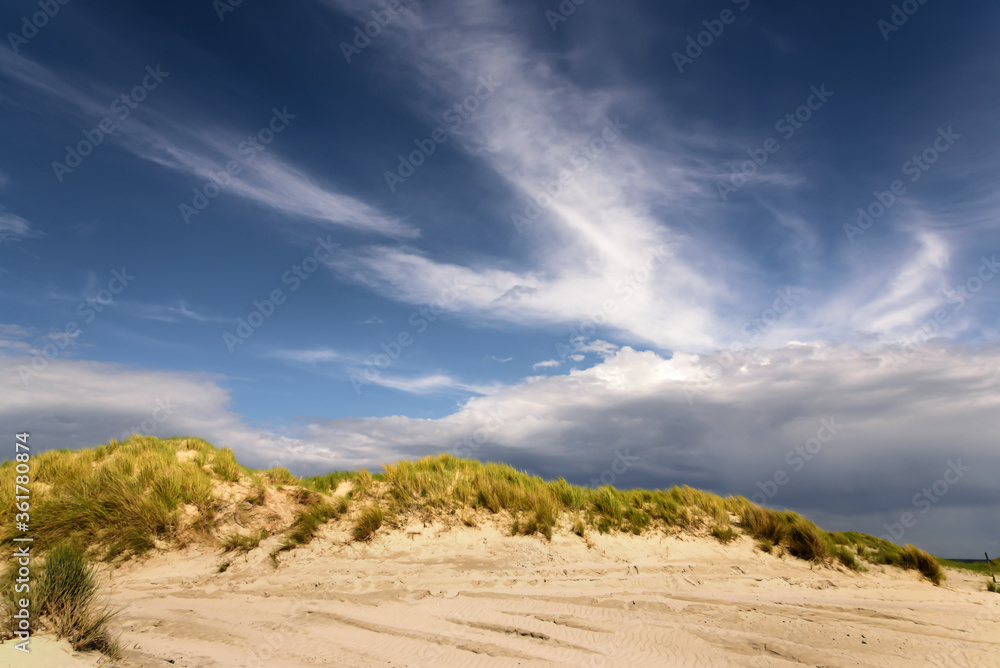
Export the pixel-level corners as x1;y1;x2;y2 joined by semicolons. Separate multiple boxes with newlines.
282;341;999;556
323;0;728;351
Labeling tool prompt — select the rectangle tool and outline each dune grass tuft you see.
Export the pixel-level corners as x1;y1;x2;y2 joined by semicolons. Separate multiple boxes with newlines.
711;525;737;543
889;544;945;584
987;580;999;593
0;438;958;587
221;528;269;554
271;497;350;564
352;505;384;542
1;543;121;657
785;519;829;562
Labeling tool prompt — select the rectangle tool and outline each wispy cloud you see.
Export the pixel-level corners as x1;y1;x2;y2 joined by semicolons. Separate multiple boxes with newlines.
0;210;40;245
368;373;499;396
131;300;228;324
322;0;726;351
269;348;356;365
0;47;415;239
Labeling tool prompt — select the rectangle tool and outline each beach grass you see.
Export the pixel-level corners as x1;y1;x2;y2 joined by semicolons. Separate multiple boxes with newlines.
1;542;121;656
0;437;957;586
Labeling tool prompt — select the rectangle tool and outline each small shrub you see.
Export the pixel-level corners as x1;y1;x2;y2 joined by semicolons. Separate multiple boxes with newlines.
352;505;384;542
987;580;999;593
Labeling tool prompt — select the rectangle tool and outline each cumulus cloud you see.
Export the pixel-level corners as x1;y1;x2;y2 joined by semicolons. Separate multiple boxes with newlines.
287;342;1000;555
0;353;298;469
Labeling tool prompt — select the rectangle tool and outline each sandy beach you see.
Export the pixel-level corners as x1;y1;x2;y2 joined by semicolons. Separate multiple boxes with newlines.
10;518;997;667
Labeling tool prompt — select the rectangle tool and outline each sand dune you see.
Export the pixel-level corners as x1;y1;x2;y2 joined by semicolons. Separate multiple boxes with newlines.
17;519;998;667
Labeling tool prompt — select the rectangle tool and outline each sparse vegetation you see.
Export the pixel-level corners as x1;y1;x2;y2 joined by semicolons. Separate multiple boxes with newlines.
271;497;351;565
1;542;121;657
221;528;269;554
712;525;736;543
352;505;384;542
936;556;999;577
0;438;958;587
987;580;999;594
832;545;864;572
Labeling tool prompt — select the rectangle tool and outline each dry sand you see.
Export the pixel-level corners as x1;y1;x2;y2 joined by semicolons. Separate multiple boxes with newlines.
5;520;999;667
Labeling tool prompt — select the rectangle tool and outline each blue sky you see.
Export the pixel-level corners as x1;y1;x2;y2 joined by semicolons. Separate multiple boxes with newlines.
2;0;999;557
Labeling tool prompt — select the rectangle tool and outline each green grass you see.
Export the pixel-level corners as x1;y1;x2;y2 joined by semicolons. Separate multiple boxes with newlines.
0;438;960;587
220;528;269;554
0;436;219;559
937;557;999;577
1;542;121;657
270;497;350;565
711;525;736;543
987;580;999;593
889;544;946;585
352;505;384;542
